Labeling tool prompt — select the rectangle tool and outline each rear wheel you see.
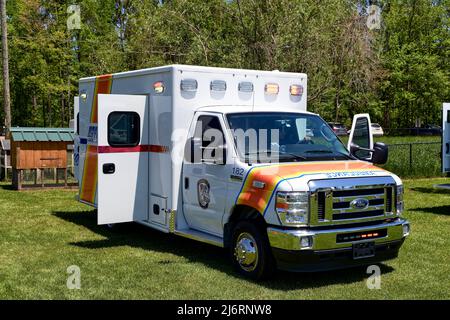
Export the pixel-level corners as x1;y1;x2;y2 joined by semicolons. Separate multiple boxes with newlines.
230;220;276;280
105;223;124;231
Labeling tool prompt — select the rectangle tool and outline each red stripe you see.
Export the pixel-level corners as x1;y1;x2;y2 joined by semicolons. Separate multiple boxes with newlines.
98;145;169;154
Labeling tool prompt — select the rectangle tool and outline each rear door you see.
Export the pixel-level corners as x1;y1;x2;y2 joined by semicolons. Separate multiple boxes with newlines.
97;94;148;225
442;103;450;173
73;96;80;181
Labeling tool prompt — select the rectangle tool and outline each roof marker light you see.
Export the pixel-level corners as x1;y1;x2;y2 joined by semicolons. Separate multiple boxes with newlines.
238;81;254;93
180;79;198;92
265;83;279;95
153;81;165;94
210;80;227;92
290;84;304;96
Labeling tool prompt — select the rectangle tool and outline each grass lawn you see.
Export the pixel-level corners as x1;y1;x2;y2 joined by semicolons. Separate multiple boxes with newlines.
0;178;449;300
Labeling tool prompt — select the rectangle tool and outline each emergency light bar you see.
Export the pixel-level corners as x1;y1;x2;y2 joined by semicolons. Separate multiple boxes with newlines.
290;84;304;96
265;83;279;95
180;79;198;92
153;81;165;94
210;80;227;92
238;81;254;93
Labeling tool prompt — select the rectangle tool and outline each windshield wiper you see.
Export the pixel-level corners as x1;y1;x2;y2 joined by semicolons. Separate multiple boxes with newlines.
305;149;353;159
244;150;307;161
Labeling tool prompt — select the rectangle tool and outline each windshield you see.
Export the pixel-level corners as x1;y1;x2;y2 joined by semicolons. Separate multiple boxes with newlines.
226;112;351;163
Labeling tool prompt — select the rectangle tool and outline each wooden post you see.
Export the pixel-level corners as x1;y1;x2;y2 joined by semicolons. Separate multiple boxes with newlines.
64;167;68;187
41;168;44;187
34;168;38;185
12;168;17;189
18;169;22;190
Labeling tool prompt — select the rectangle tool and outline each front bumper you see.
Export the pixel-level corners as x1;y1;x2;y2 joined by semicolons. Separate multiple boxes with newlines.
267;218;409;272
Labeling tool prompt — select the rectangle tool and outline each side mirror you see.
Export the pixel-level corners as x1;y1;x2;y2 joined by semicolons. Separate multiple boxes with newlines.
350;142;388;165
371;142;388;165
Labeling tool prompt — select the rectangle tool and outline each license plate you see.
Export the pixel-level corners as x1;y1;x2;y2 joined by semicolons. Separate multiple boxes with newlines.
353;242;375;260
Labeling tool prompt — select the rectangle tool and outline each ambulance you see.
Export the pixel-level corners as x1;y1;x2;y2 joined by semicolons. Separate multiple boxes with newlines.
74;65;410;279
442;103;450;173
436;103;450;189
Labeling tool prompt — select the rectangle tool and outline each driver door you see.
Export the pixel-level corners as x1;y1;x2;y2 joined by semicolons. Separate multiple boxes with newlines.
182;113;230;236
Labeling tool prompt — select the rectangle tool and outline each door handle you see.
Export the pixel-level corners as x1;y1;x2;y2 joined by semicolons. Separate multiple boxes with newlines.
446;143;449;154
103;163;115;174
184;177;189;189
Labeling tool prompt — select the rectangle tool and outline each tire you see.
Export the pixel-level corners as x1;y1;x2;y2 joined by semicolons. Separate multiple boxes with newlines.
105;223;123;232
230;220;276;280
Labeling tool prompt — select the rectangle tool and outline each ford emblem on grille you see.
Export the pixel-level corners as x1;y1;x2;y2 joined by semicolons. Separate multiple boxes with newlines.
350;198;369;210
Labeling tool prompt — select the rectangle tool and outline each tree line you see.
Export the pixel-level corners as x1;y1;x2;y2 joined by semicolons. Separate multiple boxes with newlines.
0;0;449;130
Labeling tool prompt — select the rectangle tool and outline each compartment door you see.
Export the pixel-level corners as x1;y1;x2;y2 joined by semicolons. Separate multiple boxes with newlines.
443;103;450;173
97;94;149;225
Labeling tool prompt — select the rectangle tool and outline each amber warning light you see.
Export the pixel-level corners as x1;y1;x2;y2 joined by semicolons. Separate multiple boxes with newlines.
153;81;164;94
290;84;304;96
265;83;279;95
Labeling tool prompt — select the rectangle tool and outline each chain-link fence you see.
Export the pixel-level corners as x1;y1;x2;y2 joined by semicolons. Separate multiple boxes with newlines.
381;142;442;178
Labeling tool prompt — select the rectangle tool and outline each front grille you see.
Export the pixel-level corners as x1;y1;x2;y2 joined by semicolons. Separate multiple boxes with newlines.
332;209;384;220
309;177;397;226
333;188;385;197
317;191;326;220
386;187;393;212
331;187;388;221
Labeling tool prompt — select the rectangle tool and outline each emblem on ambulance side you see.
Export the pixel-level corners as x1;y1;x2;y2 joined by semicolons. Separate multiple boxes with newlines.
197;179;210;209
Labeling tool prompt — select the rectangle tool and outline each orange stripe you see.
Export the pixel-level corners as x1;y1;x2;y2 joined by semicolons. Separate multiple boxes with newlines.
80;145;98;203
90;74;112;124
237;161;385;214
80;74;112;204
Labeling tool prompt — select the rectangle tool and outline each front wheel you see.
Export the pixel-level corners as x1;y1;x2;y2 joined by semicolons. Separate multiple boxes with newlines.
230;221;276;280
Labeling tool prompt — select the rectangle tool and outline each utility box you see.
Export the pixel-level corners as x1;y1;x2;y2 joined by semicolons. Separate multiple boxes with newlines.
8;127;74;190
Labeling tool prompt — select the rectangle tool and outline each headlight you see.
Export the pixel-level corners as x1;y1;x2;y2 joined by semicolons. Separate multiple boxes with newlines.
396;185;404;215
275;192;309;226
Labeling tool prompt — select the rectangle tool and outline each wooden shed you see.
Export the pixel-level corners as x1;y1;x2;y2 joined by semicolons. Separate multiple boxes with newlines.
8;127;74;190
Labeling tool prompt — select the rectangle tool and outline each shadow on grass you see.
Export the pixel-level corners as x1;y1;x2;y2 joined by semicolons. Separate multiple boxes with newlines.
409;205;450;216
53;210;395;290
0;184;15;191
410;187;450;195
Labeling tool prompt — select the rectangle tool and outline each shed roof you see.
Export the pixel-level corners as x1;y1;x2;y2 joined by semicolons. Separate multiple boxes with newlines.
9;127;74;142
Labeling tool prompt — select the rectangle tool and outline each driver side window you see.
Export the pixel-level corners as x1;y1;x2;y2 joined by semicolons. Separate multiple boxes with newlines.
193;115;227;164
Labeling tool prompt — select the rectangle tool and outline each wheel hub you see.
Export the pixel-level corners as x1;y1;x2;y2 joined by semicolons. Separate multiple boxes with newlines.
234;232;258;271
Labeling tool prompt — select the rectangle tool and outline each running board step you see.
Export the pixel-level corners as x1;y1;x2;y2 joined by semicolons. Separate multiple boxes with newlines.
174;228;224;248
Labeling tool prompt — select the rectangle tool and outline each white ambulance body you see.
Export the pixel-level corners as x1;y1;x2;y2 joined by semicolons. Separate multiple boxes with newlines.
442;103;450;174
75;65;409;279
